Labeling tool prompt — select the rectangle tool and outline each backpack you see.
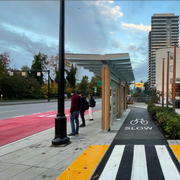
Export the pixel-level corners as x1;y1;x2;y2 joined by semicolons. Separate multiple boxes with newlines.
84;100;89;110
92;99;96;107
80;97;89;111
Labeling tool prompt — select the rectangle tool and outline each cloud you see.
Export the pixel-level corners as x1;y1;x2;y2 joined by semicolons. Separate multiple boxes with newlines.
86;1;123;21
0;1;149;83
121;22;151;32
127;36;131;39
87;0;114;6
101;6;123;20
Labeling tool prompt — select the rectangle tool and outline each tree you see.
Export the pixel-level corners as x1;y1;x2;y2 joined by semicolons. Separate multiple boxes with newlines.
132;91;140;97
0;52;12;98
144;81;149;91
149;89;159;103
31;52;48;85
0;52;11;75
125;82;130;95
66;64;78;89
21;65;30;71
47;54;71;81
89;75;101;96
41;81;58;98
77;76;89;95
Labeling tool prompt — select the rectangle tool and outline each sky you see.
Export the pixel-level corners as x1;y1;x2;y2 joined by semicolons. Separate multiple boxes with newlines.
0;0;180;83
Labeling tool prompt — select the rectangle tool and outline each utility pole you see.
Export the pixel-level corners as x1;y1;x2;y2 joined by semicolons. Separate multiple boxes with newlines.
48;70;50;102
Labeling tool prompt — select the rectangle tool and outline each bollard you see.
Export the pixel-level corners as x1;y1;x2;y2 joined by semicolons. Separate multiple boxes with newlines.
131;99;133;104
1;94;3;101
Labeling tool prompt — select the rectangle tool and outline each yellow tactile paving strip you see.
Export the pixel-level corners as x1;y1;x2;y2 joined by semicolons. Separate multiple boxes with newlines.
170;145;180;162
56;145;109;180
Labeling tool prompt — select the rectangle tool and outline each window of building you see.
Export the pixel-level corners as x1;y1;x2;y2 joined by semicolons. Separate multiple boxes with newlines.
170;78;173;84
170;66;173;72
170;54;174;60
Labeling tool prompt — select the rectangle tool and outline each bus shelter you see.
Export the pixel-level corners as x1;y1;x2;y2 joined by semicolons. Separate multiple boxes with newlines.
65;53;135;131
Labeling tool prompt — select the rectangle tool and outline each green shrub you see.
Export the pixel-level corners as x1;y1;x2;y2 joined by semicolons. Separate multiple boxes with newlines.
151;96;159;103
149;106;165;120
147;102;155;111
165;118;180;138
174;114;180;120
145;100;152;104
156;112;173;128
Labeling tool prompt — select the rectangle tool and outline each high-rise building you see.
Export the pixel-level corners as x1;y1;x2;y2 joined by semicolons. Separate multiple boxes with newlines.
148;13;179;88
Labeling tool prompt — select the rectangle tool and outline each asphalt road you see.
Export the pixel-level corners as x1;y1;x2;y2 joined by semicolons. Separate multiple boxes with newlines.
0;98;102;120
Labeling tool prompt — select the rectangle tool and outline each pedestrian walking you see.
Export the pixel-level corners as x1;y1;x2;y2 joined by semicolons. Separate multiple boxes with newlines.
88;94;96;121
68;90;80;136
79;93;89;127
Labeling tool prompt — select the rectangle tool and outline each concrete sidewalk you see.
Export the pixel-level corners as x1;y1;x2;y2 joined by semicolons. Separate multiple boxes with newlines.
0;110;130;180
129;102;180;114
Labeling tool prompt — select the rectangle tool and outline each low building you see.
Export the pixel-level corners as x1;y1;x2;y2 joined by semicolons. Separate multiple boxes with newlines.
156;47;180;103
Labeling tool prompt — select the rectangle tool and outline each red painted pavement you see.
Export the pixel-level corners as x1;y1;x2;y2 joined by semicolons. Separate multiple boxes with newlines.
0;109;98;147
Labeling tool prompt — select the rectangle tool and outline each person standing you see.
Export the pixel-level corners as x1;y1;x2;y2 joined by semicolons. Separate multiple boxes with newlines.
68;90;80;136
88;94;96;121
79;94;89;127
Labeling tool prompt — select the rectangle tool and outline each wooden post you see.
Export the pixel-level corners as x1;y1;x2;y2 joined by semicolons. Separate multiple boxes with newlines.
101;67;105;130
124;85;126;110
106;68;110;131
166;51;170;109
162;58;165;107
119;79;122;116
172;44;176;114
101;66;110;131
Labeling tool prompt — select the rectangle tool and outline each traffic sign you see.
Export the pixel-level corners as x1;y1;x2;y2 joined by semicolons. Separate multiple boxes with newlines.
98;80;102;86
98;80;111;86
94;87;97;93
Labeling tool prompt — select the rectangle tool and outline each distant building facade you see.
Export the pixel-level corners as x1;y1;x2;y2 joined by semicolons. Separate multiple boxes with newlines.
148;13;179;88
156;47;180;102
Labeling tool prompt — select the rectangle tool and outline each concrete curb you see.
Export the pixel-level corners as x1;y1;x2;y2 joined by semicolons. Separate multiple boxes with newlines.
0;99;71;106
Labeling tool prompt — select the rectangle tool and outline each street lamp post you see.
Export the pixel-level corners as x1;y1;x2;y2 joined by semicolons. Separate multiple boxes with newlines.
166;51;170;109
172;44;177;114
162;58;165;107
52;0;70;146
48;70;50;102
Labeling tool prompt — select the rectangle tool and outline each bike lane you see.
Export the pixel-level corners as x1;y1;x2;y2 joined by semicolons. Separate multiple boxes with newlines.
91;107;180;180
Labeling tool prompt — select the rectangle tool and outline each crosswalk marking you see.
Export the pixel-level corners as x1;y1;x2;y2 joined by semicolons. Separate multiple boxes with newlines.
155;145;180;180
131;145;148;180
97;145;180;180
99;145;125;180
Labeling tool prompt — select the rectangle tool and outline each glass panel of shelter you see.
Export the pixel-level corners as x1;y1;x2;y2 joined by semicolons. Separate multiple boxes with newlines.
110;80;120;125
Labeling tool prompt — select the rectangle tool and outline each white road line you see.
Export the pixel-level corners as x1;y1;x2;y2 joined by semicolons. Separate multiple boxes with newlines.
131;145;148;180
12;115;25;118
155;145;180;180
99;145;125;180
33;112;42;114
0;110;16;114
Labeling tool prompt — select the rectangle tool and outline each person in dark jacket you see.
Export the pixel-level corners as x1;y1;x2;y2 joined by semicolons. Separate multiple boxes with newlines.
68;90;80;136
88;94;94;121
79;94;87;127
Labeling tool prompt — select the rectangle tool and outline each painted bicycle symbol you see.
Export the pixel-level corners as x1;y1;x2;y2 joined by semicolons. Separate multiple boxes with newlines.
130;118;148;125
